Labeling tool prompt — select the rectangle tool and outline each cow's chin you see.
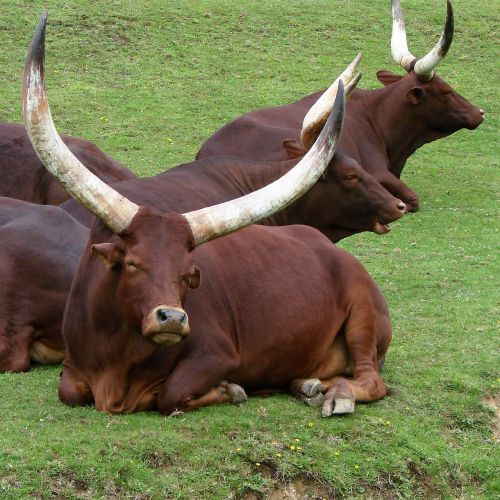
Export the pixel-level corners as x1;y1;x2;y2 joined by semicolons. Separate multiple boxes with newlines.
150;331;186;345
372;222;391;235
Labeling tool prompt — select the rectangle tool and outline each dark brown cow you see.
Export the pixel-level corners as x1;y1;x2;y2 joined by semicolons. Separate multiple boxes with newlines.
59;55;405;241
0;197;87;372
196;0;484;212
0;123;136;205
24;15;391;416
62;152;406;242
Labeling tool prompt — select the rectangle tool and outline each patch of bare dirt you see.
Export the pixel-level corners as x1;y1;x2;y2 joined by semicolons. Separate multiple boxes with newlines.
482;395;500;442
242;477;332;500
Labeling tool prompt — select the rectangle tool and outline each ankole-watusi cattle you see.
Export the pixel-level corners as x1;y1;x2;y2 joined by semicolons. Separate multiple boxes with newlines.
0;198;88;372
0;123;136;205
196;0;484;213
24;14;392;416
59;55;405;241
62;150;407;243
62;57;406;242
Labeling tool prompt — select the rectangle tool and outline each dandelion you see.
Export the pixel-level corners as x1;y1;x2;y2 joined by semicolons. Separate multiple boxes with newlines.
296;446;302;451
294;438;300;442
307;421;314;427
334;451;340;456
236;448;241;452
354;464;360;469
255;462;261;467
275;453;282;458
290;445;296;451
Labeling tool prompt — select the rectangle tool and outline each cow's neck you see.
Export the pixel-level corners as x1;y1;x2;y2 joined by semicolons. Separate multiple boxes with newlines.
348;87;447;177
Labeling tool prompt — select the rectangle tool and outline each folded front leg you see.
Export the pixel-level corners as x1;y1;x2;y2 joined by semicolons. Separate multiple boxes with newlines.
157;355;244;415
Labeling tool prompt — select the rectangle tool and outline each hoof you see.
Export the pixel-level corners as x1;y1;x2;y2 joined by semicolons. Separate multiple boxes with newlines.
300;378;322;397
225;383;248;404
322;397;355;417
301;392;324;408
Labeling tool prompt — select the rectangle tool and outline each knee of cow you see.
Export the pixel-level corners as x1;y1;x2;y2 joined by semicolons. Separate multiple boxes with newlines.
403;193;420;212
58;365;93;407
0;338;31;373
157;388;192;416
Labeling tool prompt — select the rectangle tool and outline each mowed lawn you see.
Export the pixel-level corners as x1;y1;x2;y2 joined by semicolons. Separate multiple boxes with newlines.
0;0;498;498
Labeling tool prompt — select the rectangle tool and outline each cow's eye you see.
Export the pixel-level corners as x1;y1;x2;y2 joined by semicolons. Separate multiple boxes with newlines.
125;261;139;271
344;175;358;182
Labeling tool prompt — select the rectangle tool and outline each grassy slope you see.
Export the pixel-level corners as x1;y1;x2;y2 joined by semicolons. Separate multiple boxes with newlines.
0;0;498;498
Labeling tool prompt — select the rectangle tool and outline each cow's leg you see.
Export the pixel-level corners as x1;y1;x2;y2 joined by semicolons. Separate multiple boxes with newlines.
0;325;33;373
157;354;244;415
292;304;387;416
379;174;420;212
58;362;93;407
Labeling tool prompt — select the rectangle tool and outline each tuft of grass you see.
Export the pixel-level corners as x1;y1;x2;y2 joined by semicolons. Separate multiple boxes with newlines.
0;1;498;498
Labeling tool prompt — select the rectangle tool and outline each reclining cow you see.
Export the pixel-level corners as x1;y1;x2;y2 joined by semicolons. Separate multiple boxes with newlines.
24;15;392;416
0;198;87;372
60;55;406;242
196;0;484;213
0;123;136;205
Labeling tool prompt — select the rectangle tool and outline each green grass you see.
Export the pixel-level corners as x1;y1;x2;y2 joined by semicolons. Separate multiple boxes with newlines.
0;0;498;498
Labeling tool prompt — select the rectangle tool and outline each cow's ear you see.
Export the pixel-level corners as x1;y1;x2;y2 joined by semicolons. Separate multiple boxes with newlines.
282;139;306;159
376;70;403;86
91;243;124;268
407;87;425;105
188;266;201;289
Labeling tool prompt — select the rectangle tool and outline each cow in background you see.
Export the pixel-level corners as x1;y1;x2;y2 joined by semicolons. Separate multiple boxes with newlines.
0;198;87;372
196;0;484;213
61;58;406;242
0;123;136;205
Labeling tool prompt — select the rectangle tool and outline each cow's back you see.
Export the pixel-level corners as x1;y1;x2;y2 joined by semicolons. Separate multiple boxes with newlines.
197;92;322;161
0;123;136;205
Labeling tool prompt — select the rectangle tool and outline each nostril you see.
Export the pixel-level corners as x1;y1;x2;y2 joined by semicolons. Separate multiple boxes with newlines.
156;309;168;323
479;108;485;116
179;312;187;324
396;201;406;212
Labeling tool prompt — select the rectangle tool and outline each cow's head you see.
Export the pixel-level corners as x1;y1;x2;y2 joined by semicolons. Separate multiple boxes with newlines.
23;12;346;412
383;0;484;134
282;143;406;236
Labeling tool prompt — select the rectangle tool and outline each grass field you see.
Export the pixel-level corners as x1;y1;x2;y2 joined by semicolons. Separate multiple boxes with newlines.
0;0;498;498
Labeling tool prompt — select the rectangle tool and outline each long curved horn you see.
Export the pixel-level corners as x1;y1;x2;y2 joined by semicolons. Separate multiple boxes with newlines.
23;13;139;234
391;0;417;71
300;53;361;150
391;0;454;80
414;0;454;80
184;82;345;247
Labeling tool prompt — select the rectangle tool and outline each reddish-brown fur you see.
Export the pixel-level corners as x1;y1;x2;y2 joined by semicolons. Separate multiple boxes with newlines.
0;123;136;205
0;197;88;372
59;207;391;415
61;153;405;243
196;70;483;213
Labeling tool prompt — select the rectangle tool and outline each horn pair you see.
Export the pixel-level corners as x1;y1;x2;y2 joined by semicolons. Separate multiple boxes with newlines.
391;0;454;80
23;13;349;246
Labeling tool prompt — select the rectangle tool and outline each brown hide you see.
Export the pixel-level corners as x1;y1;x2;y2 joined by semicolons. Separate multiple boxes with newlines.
0;123;136;205
59;211;391;416
196;71;483;213
0;197;88;372
61;154;405;242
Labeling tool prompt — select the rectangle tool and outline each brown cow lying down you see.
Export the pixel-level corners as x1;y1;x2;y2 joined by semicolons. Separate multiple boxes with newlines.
61;151;407;243
196;0;483;213
24;16;391;416
0;197;88;372
0;123;136;205
60;56;406;243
